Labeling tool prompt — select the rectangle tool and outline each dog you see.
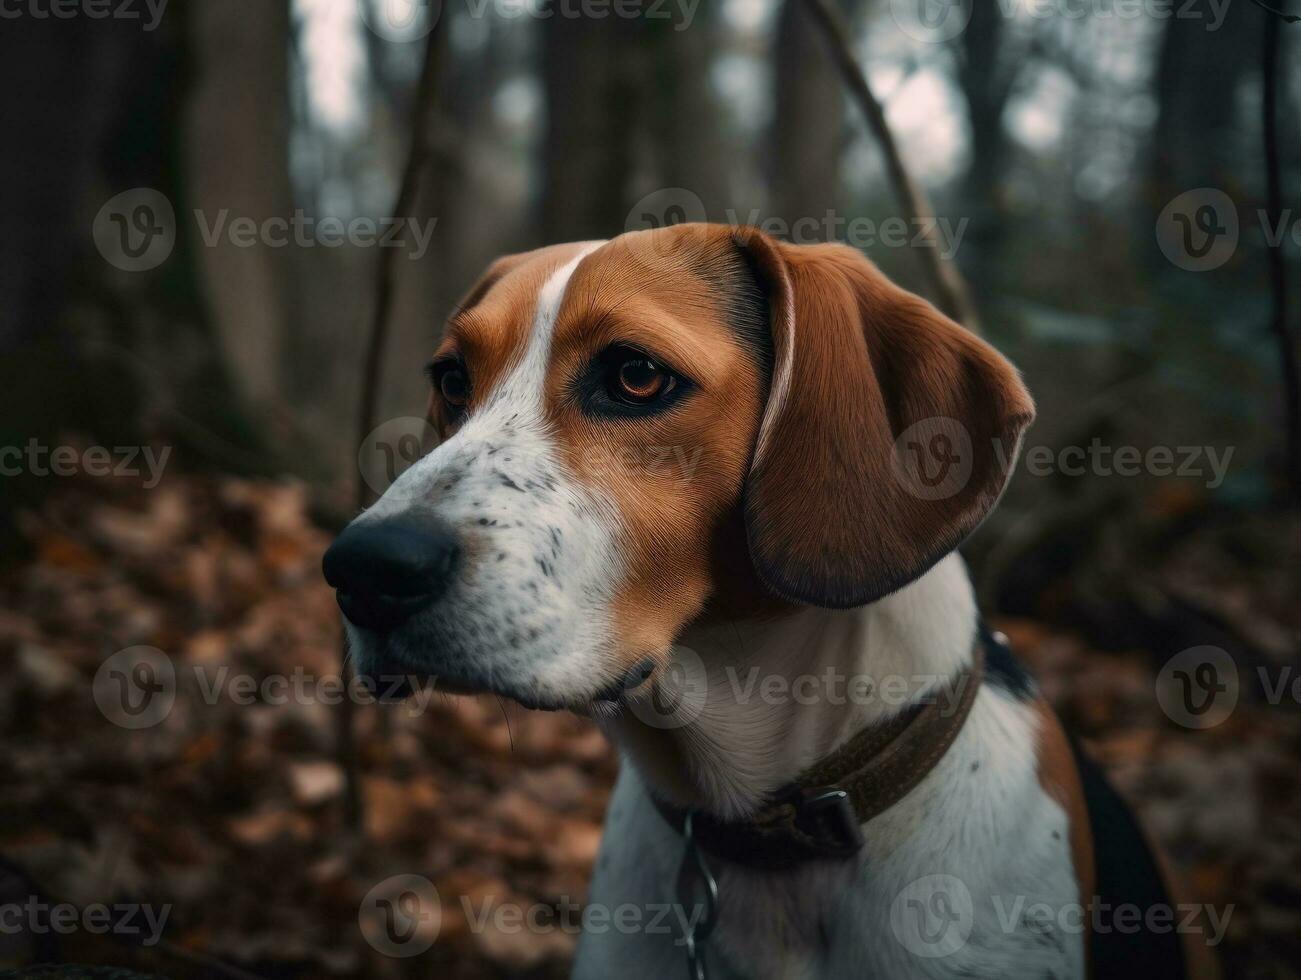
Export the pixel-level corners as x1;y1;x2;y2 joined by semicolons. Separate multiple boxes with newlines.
323;224;1220;979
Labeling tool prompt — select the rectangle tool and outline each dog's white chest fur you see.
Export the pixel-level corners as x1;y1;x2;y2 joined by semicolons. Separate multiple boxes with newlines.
573;557;1085;979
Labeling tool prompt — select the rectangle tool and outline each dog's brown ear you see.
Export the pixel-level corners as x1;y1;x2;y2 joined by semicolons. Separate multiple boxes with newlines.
735;228;1034;608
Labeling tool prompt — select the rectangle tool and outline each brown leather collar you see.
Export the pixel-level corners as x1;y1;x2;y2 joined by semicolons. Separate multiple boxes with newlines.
651;634;987;870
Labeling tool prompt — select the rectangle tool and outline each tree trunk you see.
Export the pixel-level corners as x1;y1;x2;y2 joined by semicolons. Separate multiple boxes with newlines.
643;6;731;221
1149;4;1257;203
540;15;640;242
185;0;294;416
958;2;1012;212
772;0;845;234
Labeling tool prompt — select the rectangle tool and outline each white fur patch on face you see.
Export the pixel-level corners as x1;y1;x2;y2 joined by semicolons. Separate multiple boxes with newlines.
350;243;626;710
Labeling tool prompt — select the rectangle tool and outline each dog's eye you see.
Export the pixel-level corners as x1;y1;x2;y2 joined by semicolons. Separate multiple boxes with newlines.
608;350;676;405
427;359;470;416
576;344;692;418
440;367;469;407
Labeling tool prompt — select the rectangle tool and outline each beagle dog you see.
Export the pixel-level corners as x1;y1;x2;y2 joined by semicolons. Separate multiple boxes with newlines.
323;224;1218;979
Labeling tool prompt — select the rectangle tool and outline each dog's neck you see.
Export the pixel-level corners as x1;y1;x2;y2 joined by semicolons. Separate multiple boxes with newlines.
600;553;978;821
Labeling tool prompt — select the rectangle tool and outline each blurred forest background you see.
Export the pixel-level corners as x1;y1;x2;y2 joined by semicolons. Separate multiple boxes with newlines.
1;0;1300;977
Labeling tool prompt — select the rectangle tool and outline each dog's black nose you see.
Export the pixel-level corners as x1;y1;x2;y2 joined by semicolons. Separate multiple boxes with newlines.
322;514;460;631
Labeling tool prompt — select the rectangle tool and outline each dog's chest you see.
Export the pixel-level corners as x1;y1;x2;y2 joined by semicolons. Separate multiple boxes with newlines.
574;690;1087;980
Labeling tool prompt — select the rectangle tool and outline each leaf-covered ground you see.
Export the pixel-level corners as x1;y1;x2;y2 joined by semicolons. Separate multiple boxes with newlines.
0;476;1296;978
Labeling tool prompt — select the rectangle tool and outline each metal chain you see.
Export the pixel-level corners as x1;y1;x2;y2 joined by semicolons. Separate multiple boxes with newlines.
676;810;719;980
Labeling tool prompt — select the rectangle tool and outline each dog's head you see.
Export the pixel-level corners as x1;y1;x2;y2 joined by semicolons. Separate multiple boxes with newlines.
324;224;1033;710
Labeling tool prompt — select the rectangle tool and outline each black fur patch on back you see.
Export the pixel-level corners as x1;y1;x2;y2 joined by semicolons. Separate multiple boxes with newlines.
1071;737;1186;980
979;623;1036;701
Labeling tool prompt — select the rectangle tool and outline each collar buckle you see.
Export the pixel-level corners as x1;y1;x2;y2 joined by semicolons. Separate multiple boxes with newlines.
795;788;865;856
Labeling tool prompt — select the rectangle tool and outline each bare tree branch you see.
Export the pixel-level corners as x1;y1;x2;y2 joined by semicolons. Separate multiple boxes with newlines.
336;17;449;832
1261;6;1301;502
357;32;447;488
801;0;981;331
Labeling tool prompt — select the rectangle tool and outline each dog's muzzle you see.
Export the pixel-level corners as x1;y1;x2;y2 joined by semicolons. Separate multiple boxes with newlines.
321;513;460;631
